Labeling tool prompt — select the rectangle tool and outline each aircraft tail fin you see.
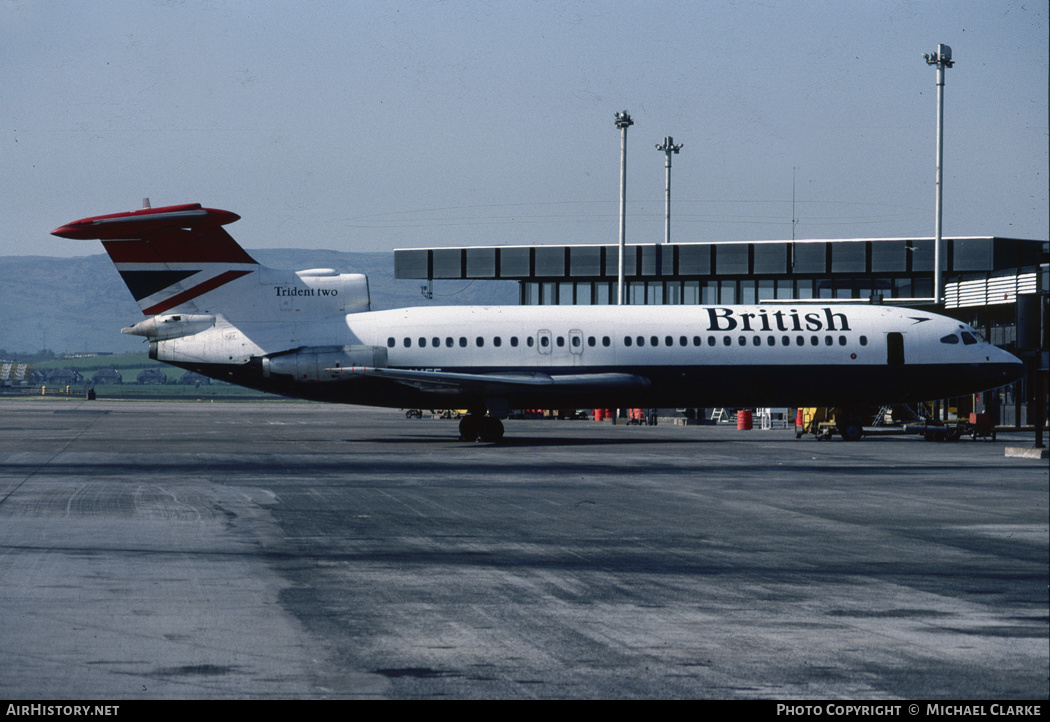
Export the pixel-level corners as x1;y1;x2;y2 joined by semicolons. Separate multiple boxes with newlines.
52;203;259;316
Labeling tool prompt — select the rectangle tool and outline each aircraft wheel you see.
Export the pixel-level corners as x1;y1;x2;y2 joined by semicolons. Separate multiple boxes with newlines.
459;415;479;441
478;417;505;443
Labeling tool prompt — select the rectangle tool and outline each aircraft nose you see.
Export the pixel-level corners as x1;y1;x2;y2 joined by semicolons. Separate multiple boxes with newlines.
996;351;1026;385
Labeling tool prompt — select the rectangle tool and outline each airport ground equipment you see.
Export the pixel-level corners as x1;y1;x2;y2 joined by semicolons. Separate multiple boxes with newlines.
903;414;997;442
967;412;996;441
795;406;870;442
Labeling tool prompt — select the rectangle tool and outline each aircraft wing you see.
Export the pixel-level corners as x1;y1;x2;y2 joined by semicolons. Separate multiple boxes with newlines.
331;366;651;396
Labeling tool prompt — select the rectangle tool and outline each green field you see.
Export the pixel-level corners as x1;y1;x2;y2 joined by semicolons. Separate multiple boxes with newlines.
7;353;286;401
32;352;167;374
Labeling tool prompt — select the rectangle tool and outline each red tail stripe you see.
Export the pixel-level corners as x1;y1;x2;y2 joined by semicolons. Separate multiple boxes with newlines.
102;227;257;264
142;270;253;315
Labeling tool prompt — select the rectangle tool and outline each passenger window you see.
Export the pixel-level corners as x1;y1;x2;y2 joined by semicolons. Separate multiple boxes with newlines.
476;337;484;347
767;336;776;347
419;337;427;348
571;336;581;348
859;335;868;346
624;336;633;347
650;336;659;347
723;337;732;347
556;336;564;347
637;336;645;347
810;336;819;346
738;336;747;346
824;336;833;346
708;337;716;347
493;337;502;347
403;338;411;348
527;337;534;347
665;336;673;346
540;336;550;347
588;336;596;347
602;336;611;347
432;337;440;348
511;337;519;347
782;336;790;346
796;336;805;346
445;337;453;348
458;337;467;348
693;336;701;346
387;337;395;348
838;336;846;346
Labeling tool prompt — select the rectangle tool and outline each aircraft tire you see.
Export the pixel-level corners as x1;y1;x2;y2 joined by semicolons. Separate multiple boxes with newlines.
459;416;479;441
478;418;505;443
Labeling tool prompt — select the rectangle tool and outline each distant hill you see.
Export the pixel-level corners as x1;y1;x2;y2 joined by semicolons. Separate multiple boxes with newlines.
0;250;516;355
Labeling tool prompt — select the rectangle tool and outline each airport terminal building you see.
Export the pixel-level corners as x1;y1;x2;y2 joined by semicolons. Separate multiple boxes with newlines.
395;235;1048;426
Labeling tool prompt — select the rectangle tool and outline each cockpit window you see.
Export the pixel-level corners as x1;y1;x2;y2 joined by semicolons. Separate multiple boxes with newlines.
960;331;977;345
959;325;988;343
940;334;959;344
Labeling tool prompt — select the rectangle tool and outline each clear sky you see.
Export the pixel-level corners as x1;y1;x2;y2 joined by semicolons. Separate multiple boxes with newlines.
3;0;1047;258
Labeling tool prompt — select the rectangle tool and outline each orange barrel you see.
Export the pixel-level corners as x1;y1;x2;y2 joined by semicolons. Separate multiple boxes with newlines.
737;409;753;430
594;408;605;421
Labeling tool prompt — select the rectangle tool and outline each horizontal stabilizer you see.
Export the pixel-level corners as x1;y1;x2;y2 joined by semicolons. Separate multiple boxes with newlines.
51;204;242;242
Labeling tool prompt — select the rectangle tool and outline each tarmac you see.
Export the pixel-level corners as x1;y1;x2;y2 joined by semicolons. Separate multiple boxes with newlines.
0;398;1046;699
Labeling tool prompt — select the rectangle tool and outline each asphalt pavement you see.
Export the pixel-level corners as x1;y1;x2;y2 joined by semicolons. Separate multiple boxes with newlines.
0;398;1046;699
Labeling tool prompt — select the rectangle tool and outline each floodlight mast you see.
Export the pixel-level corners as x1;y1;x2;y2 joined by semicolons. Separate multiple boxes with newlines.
656;137;683;244
615;110;633;305
923;43;953;305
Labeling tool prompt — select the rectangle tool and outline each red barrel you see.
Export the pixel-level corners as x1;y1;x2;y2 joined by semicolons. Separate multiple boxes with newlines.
737;410;753;430
594;408;605;421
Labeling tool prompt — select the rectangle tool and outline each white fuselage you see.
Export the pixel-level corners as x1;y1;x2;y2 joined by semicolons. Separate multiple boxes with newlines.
152;302;1023;411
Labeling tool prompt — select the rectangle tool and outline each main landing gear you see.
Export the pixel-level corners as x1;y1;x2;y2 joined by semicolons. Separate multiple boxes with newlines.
458;414;505;443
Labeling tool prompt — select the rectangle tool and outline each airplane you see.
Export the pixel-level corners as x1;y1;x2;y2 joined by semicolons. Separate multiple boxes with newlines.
53;202;1025;442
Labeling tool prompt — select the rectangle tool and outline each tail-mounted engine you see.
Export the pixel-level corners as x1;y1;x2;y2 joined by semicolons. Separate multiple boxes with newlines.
261;345;388;382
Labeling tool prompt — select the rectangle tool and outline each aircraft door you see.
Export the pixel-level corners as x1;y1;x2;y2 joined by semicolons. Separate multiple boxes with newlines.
887;332;905;367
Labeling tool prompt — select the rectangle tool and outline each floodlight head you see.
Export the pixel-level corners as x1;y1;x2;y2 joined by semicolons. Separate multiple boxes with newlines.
924;44;954;68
